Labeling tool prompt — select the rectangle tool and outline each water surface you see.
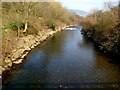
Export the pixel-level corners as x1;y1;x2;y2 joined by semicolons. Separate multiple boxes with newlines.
3;29;120;88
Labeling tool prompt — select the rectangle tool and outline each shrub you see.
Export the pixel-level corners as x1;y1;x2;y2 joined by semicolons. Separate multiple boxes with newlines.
9;23;18;30
8;23;25;30
44;19;56;30
19;23;25;29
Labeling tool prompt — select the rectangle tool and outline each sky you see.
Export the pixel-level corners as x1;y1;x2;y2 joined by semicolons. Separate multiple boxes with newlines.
55;0;118;12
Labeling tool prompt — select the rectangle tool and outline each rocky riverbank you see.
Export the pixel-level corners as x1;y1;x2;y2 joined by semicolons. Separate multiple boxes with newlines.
2;26;66;72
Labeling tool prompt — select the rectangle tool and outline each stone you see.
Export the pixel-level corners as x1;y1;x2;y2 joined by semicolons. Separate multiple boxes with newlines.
16;39;25;47
31;45;34;49
4;65;8;68
21;54;27;59
12;49;17;52
2;67;5;72
8;62;12;67
33;43;36;47
34;43;37;46
12;49;25;59
24;46;30;51
13;59;23;64
23;35;34;43
4;58;12;67
12;59;16;61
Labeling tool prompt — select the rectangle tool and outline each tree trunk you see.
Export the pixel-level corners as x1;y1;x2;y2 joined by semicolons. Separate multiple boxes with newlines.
17;23;20;37
23;20;28;33
17;14;20;37
23;2;38;33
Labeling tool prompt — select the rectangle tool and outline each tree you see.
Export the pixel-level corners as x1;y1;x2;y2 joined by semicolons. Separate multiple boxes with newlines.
22;2;38;33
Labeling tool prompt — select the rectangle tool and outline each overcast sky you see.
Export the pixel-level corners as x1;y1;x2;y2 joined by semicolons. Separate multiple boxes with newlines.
55;0;118;12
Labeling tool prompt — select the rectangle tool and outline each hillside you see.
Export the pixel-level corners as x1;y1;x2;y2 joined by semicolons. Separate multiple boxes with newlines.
68;9;89;17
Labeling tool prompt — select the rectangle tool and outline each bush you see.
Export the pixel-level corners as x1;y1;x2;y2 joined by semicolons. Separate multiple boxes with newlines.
19;23;25;29
44;19;56;30
8;23;25;30
9;23;18;30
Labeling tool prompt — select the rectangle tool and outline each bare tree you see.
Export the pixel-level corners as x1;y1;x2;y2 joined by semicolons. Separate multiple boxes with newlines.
22;2;38;33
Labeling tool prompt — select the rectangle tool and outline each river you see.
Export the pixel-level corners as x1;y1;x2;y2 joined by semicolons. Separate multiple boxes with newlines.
2;27;120;89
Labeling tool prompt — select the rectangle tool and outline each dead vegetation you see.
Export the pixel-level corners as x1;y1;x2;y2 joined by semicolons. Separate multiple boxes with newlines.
80;2;120;54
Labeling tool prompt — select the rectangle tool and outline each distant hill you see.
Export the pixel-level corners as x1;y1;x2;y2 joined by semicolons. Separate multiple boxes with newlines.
68;9;89;17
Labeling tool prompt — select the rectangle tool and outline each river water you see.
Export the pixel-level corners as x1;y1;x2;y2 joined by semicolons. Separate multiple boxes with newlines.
3;27;120;89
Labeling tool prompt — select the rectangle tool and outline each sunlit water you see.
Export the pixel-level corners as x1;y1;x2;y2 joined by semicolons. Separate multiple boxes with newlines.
3;28;120;89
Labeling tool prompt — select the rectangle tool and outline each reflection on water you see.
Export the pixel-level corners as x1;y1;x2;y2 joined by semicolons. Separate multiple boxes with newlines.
3;30;120;88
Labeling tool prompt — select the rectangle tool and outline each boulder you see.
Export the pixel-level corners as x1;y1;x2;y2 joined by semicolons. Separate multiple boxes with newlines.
13;59;23;64
30;45;34;49
2;67;5;72
12;49;25;59
4;58;12;67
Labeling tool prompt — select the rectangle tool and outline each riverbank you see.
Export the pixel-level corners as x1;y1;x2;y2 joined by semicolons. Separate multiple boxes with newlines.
3;30;120;89
80;4;120;62
81;30;120;62
2;26;67;72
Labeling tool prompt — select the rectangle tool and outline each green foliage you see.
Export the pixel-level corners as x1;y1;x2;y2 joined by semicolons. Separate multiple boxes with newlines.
4;25;10;29
9;23;18;30
19;23;25;29
8;23;25;30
